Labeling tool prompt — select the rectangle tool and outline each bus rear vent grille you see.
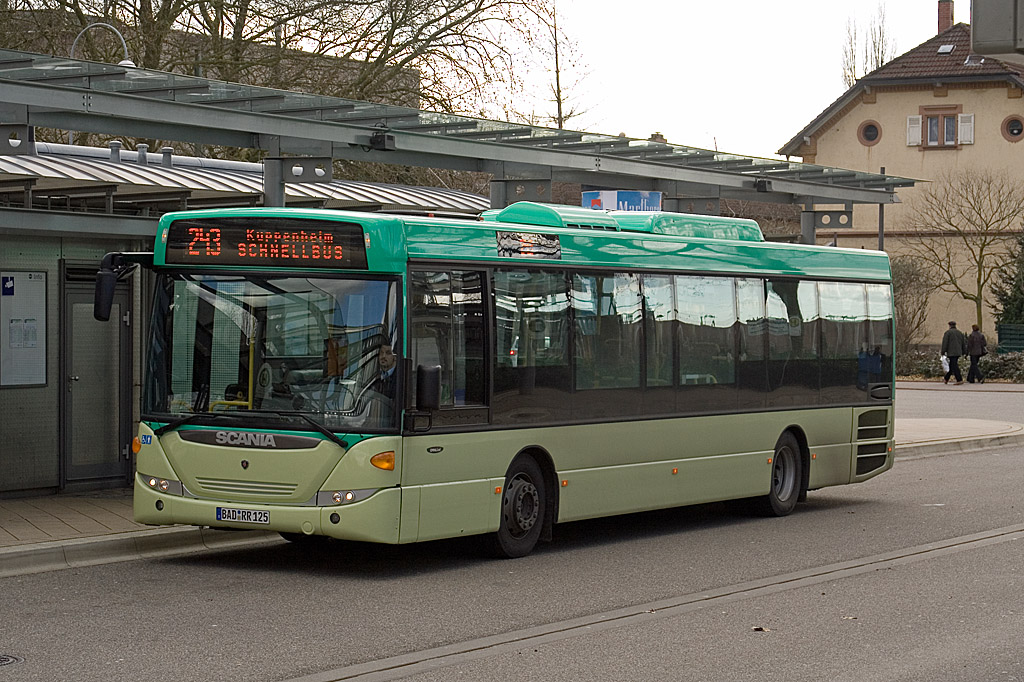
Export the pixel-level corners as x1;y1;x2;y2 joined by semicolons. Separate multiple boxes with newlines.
857;410;890;441
856;443;888;475
194;477;297;497
565;223;618;231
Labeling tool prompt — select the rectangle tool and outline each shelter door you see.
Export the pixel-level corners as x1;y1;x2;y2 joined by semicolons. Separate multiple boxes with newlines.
62;282;132;486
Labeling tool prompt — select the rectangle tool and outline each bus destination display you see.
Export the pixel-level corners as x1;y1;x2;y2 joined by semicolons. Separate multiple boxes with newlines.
165;218;368;268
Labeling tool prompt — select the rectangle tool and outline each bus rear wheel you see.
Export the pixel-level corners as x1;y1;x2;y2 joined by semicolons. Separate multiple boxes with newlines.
493;456;546;558
760;432;803;517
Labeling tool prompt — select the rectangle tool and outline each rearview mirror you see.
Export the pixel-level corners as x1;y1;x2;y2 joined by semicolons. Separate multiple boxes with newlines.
94;269;118;321
416;365;442;411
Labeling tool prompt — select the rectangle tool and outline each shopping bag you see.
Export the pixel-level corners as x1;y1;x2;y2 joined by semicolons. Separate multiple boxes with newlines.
940;354;949;373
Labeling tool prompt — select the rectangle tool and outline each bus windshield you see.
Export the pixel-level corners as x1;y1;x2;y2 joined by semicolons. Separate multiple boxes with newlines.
143;273;401;433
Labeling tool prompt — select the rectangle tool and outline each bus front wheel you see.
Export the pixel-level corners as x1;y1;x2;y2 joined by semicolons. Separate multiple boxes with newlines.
761;432;803;517
493;456;546;558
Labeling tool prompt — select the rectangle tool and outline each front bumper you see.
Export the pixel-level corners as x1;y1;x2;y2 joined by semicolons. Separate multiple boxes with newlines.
133;474;401;544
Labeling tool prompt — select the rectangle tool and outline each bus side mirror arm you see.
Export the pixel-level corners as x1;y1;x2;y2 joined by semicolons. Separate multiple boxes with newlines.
94;251;154;321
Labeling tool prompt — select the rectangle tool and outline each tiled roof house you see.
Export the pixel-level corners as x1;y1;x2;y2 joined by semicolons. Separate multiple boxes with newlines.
779;0;1024;345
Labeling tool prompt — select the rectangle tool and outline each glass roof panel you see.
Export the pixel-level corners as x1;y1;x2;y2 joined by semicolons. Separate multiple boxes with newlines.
0;48;917;190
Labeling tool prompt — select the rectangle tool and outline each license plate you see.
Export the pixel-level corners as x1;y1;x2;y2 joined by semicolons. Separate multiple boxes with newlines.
216;507;269;524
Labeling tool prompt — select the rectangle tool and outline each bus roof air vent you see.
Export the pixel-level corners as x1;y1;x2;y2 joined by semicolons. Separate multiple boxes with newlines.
485;202;620;231
610;211;764;242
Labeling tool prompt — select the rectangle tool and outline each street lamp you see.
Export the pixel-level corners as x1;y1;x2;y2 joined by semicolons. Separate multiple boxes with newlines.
70;22;136;68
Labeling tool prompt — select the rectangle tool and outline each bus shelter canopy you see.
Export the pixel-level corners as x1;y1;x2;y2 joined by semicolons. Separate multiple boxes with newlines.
0;48;916;208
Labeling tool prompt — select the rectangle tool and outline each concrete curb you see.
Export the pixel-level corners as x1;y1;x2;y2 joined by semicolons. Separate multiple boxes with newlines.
896;432;1024;458
0;526;281;578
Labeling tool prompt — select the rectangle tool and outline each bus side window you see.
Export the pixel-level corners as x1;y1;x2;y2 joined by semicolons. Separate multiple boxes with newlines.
410;270;486;407
493;269;571;425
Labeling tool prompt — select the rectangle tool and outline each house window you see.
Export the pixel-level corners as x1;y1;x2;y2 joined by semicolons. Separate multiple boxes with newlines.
926;115;957;146
1002;116;1024;142
912;107;972;148
858;120;881;147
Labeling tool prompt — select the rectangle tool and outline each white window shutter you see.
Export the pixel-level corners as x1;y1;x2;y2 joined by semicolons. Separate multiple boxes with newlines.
958;113;975;144
907;116;922;145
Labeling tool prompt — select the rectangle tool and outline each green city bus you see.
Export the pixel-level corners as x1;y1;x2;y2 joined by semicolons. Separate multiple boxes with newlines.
95;201;894;558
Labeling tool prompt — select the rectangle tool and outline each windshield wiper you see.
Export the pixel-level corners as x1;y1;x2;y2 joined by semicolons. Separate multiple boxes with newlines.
153;412;234;436
237;410;349;449
152;410;349;449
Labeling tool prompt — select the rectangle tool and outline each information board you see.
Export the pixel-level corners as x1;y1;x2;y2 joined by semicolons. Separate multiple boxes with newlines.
0;271;47;387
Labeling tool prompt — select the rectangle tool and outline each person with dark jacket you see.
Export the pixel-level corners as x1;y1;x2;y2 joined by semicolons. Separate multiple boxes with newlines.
966;324;988;384
941;321;968;385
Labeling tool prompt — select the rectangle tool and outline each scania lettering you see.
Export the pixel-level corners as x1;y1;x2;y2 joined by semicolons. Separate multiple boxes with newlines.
215;432;278;447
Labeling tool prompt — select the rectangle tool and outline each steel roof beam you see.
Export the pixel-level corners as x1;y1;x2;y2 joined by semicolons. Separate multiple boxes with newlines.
2;79;904;205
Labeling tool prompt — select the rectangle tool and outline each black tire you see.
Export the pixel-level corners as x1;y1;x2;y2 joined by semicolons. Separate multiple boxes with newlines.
760;432;803;517
279;532;327;544
493;456;546;558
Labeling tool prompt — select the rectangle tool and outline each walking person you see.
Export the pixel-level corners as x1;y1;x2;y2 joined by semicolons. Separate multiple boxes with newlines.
941;321;968;385
966;324;988;384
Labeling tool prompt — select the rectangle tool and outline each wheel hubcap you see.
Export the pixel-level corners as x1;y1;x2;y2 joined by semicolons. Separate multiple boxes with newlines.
773;446;797;501
503;475;539;538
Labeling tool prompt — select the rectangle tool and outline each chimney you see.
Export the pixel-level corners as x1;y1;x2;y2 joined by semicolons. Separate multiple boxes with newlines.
136;143;148;165
938;0;953;34
109;140;122;163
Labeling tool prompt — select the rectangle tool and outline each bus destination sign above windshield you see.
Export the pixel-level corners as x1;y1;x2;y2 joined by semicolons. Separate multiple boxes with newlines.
165;218;369;269
496;231;561;259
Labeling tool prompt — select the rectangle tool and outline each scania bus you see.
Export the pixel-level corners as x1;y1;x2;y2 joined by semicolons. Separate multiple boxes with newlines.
94;201;894;557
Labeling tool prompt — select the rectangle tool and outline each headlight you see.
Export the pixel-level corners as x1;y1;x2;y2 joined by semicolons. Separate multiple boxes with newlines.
317;489;376;506
140;473;183;496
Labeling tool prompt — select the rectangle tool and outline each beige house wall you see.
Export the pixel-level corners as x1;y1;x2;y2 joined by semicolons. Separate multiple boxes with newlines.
793;82;1024;346
807;83;1024;231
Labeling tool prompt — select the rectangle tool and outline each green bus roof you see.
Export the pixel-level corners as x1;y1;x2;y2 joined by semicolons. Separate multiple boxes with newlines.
153;204;890;282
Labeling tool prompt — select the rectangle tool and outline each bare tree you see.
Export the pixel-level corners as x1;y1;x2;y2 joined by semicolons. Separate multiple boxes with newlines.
841;18;859;88
2;0;555;113
902;168;1024;330
890;255;934;352
841;2;897;88
863;3;895;75
503;0;587;129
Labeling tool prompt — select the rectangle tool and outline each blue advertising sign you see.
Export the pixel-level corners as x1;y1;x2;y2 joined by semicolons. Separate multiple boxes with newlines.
582;190;662;212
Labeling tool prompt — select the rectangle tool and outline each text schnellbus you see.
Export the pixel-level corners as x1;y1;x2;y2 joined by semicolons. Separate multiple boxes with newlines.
238;229;345;260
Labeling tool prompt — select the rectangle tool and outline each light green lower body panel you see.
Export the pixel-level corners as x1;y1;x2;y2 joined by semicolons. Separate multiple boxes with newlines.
558;451;769;523
403;478;505;543
403;406;893;536
133;474;402;544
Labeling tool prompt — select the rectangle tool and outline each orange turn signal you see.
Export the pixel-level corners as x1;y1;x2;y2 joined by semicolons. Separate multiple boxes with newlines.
370;451;395;471
132;437;142;454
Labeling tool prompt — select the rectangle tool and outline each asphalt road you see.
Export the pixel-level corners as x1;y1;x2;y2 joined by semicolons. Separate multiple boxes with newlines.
2;442;1023;681
1;388;1022;681
895;381;1024;424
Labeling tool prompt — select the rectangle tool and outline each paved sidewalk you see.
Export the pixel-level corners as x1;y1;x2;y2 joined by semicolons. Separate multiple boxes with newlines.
2;416;1024;578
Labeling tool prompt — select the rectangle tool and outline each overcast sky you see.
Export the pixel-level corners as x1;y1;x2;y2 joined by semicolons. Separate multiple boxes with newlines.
551;0;959;159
